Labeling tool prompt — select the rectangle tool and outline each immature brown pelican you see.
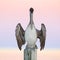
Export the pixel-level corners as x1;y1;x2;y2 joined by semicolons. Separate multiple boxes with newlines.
15;8;46;50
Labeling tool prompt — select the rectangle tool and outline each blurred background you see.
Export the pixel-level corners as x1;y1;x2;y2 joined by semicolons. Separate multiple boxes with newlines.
0;0;60;60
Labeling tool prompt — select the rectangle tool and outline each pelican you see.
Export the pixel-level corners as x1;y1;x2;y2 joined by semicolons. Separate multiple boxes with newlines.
15;8;46;50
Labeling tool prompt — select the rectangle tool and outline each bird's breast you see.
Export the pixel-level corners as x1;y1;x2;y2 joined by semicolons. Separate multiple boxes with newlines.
25;25;37;47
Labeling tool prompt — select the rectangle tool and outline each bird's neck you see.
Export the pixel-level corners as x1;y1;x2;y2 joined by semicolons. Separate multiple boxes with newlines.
29;13;34;29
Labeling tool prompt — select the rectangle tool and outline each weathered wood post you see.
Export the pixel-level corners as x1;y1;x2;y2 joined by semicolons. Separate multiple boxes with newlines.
24;45;37;60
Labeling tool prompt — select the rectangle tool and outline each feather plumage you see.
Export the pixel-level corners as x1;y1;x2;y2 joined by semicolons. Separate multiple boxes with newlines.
37;23;46;50
15;23;25;50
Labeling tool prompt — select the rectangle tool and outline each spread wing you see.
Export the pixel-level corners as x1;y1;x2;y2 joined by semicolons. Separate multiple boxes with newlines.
15;23;25;50
37;23;46;50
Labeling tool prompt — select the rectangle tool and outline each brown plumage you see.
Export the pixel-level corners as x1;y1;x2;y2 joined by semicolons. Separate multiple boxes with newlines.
37;23;46;50
15;23;25;50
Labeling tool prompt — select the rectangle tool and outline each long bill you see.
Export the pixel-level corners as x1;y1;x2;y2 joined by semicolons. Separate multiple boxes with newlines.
30;12;34;29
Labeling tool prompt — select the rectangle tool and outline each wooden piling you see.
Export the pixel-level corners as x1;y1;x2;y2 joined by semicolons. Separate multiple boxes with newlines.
24;46;37;60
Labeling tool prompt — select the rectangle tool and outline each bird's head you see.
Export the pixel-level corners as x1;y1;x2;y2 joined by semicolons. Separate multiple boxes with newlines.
30;7;34;13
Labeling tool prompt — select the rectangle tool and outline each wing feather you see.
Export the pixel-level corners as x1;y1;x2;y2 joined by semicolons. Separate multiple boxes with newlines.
37;23;46;50
15;23;25;50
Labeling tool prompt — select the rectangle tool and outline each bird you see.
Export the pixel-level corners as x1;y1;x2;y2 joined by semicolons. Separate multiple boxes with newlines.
25;8;37;48
15;7;46;50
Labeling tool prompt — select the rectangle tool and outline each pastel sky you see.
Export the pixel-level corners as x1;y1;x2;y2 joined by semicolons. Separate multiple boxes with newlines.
0;0;60;49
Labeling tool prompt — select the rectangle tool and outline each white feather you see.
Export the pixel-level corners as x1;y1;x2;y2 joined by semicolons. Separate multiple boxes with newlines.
25;25;37;48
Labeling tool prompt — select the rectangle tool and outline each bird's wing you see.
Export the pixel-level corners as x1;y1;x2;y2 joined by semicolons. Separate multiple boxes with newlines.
15;23;25;50
36;23;46;50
